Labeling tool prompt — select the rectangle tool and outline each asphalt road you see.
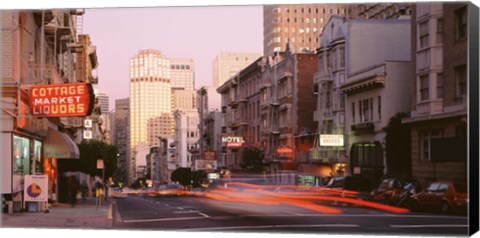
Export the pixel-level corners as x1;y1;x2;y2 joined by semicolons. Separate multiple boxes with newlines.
112;194;469;236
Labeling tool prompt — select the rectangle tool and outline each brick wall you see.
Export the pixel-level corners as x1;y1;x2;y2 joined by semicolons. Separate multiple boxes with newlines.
295;53;317;134
1;12;17;82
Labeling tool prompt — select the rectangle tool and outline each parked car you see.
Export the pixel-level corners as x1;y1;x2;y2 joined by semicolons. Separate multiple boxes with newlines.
324;176;373;200
371;177;421;205
409;181;467;214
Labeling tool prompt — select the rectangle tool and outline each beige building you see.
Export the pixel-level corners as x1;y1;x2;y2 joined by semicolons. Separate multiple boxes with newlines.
263;4;349;57
147;114;173;147
212;52;261;88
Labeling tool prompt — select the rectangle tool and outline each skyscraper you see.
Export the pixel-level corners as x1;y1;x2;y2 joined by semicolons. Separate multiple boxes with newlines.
115;98;130;184
129;49;172;168
263;4;350;57
212;52;261;88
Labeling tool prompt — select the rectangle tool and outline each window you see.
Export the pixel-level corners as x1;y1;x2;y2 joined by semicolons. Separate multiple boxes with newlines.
455;7;467;40
455;65;467;97
352;102;356;123
420;129;443;161
437;73;444;99
436;18;444;44
339;47;345;68
419;74;429;101
419;20;429;49
378;96;381;120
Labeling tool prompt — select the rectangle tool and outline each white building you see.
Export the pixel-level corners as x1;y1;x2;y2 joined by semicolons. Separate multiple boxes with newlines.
134;143;151;180
331;18;412;182
94;88;109;113
174;109;200;168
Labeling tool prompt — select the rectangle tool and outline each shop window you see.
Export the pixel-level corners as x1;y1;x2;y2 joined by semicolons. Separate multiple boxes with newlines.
420;129;443;161
13;135;31;175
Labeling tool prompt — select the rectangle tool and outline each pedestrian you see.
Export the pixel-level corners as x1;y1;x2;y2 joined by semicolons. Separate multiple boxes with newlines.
95;177;104;208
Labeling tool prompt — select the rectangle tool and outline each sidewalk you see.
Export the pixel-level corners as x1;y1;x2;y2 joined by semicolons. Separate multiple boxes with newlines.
0;197;113;229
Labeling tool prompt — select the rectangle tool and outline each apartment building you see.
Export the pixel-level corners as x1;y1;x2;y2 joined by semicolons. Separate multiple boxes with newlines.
263;4;350;57
403;3;468;186
1;10;98;211
217;56;264;170
259;45;318;177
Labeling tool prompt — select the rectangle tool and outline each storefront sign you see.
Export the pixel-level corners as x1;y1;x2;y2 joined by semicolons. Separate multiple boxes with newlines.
84;119;93;128
203;151;216;160
24;175;48;202
29;83;93;117
195;160;217;170
320;134;344;146
276;146;293;154
83;130;93;139
221;136;245;148
207;173;220;180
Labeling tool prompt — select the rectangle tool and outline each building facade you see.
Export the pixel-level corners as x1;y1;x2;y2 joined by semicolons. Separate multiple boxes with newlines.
174;109;200;169
217;57;264;170
403;3;468;186
1;9;98;212
348;3;411;19
129;49;172;181
196;86;222;162
114;98;129;185
147;114;174;147
263;4;350;57
212;52;261;88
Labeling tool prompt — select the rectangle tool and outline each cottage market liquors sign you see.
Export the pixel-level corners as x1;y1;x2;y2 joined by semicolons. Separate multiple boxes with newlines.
29;83;94;117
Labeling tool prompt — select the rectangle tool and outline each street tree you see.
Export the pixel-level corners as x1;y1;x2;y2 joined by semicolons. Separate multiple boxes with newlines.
60;140;119;179
384;112;411;176
241;146;264;172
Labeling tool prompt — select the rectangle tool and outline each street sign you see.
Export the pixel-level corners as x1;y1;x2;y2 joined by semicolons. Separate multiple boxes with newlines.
24;175;48;202
97;159;104;169
203;151;216;160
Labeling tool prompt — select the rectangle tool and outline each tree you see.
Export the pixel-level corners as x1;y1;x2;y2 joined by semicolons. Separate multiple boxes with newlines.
58;140;119;179
241;146;264;172
384;112;411;176
171;167;193;187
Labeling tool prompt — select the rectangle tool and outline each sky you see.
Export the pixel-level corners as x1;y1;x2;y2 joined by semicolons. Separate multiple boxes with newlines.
82;5;264;110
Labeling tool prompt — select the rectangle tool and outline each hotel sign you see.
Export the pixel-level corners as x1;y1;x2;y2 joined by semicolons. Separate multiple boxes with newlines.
320;134;344;146
29;83;94;117
221;136;245;148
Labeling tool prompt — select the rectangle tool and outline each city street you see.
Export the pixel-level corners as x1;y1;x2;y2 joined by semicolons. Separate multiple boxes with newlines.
112;193;468;236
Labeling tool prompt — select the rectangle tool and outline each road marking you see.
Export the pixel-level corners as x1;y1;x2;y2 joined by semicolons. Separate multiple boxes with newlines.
390;224;469;228
180;224;359;231
174;210;199;214
198;212;210;218
123;216;207;223
177;207;184;210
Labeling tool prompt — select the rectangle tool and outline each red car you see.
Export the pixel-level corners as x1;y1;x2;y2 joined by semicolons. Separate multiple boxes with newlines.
371;177;420;205
409;181;467;214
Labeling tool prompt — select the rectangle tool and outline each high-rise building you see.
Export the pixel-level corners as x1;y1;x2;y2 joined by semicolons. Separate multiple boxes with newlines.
263;4;350;57
94;89;109;113
129;49;172;175
212;52;261;88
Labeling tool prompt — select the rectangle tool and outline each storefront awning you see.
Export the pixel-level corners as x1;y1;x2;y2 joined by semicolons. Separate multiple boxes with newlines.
43;127;79;159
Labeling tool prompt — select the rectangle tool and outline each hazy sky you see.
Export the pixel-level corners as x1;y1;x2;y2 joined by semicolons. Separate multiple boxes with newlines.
83;6;264;109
